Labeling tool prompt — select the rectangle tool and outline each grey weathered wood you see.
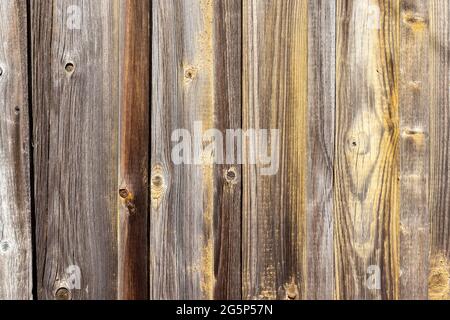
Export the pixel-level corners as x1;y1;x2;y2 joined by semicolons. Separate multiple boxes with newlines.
399;0;430;300
0;0;33;300
243;0;308;300
306;0;335;300
32;0;119;299
212;0;242;300
150;0;220;299
429;0;450;301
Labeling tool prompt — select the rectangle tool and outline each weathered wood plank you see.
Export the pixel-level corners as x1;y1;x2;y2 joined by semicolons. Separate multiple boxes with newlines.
243;0;308;300
429;0;450;301
0;0;33;300
118;0;150;300
151;0;241;299
306;0;335;300
32;0;120;299
399;0;430;300
334;0;400;299
212;0;242;300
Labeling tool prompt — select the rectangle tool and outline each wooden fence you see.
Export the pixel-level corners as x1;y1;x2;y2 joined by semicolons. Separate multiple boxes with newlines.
0;0;449;300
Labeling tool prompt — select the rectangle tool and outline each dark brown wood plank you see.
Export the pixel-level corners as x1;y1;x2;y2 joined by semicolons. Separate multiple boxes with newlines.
306;0;335;300
32;0;119;299
399;0;430;300
118;0;150;300
334;0;400;300
429;0;450;301
0;0;33;300
242;0;308;300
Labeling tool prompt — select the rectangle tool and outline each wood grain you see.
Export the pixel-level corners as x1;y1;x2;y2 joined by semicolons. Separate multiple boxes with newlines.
0;0;33;300
151;0;241;300
429;0;450;301
118;0;150;300
334;0;400;300
399;0;430;300
306;0;335;300
31;0;120;299
243;0;308;300
212;0;242;300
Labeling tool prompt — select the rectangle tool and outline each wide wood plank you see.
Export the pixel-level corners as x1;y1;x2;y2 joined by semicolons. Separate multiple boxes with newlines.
151;0;241;299
306;0;335;300
429;0;450;301
334;0;400;299
32;0;120;299
399;0;430;300
243;0;308;300
118;0;150;300
0;0;33;300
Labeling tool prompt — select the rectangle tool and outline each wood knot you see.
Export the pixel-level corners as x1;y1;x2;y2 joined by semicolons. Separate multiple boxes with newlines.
0;240;11;254
279;280;299;300
151;164;166;209
55;287;71;300
119;188;136;214
224;167;238;185
403;12;427;32
184;65;198;83
65;62;75;74
347;132;370;155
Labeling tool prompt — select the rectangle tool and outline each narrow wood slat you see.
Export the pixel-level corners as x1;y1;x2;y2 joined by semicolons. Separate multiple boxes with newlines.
32;0;120;299
334;0;400;299
118;0;150;300
399;0;430;300
306;0;336;300
0;0;33;300
151;0;241;299
243;0;308;300
429;0;450;301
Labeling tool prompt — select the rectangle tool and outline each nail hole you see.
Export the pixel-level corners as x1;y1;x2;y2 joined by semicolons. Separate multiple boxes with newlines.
14;106;20;114
0;67;3;76
55;287;71;300
65;62;75;73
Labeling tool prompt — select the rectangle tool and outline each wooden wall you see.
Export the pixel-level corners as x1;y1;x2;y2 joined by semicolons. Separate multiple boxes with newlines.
0;0;449;300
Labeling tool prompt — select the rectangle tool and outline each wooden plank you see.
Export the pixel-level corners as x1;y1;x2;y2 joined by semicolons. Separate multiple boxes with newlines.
118;0;150;300
32;0;120;299
212;0;242;300
151;0;241;299
334;0;400;299
243;0;308;300
306;0;335;300
399;0;430;300
429;0;450;301
0;0;33;300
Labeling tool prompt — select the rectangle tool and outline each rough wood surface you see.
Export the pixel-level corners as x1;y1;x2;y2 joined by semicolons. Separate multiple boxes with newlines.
31;0;119;300
306;0;335;300
118;0;150;300
399;0;430;300
0;0;32;300
151;0;241;300
429;0;450;301
243;0;308;300
334;0;400;300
